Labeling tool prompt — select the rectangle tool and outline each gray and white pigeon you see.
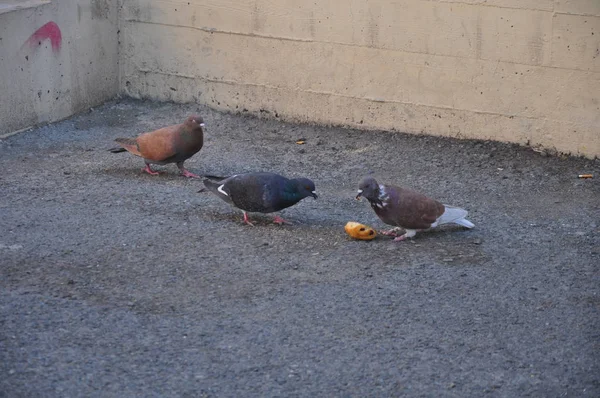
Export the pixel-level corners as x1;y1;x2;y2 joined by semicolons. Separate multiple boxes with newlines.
203;172;318;226
109;115;205;178
356;176;474;241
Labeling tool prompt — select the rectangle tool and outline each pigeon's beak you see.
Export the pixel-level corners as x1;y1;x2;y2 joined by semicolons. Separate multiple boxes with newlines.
355;189;363;200
311;191;318;199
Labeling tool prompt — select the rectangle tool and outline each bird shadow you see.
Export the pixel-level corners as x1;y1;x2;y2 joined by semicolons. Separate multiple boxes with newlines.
101;166;226;181
377;224;473;240
201;208;322;228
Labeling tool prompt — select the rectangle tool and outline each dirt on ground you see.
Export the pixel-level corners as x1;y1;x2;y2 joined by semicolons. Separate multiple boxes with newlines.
0;99;598;397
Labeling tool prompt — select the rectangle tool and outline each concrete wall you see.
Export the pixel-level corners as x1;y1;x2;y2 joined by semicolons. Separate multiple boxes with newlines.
120;0;600;158
0;0;119;136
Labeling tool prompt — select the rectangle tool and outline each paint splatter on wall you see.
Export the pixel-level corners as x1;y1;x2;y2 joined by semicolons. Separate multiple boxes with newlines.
25;22;62;52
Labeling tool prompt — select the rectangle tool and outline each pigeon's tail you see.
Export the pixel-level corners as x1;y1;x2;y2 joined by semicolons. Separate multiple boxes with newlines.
454;218;475;229
111;138;142;156
202;178;221;193
203;174;230;181
436;206;474;228
202;177;234;204
115;137;137;146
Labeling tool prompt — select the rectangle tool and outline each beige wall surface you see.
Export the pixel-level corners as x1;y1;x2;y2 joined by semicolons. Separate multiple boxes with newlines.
120;0;600;157
0;0;119;136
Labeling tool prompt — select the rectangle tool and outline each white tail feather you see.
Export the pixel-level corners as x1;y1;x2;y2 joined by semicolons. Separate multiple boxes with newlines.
434;206;474;228
454;218;475;228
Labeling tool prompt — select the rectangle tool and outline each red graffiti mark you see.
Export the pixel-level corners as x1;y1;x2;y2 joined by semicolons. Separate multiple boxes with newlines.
25;21;62;52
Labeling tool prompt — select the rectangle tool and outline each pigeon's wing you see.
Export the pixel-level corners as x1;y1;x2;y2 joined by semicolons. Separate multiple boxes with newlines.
226;173;282;213
134;124;183;162
382;185;445;229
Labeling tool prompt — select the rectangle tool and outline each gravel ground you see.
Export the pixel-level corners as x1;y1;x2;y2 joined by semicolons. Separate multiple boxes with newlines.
0;99;598;397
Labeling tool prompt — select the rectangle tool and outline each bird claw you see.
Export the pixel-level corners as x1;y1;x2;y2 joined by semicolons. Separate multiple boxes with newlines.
142;165;160;176
242;213;255;227
392;229;418;241
180;170;201;178
273;216;292;225
381;228;402;237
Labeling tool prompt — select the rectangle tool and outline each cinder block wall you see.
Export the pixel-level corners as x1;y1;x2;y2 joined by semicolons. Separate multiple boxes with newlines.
0;0;119;136
120;0;599;157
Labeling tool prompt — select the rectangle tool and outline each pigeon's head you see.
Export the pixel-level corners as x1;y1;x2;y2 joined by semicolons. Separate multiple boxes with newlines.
356;176;380;201
292;178;318;200
185;115;205;130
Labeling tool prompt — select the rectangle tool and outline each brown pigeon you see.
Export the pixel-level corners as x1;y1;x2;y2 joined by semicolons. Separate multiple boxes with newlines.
109;115;205;177
356;176;474;241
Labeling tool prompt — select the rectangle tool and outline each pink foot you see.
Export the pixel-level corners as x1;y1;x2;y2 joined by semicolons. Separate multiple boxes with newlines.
243;212;255;227
393;229;419;241
142;165;160;176
180;169;201;178
273;215;292;225
381;229;400;237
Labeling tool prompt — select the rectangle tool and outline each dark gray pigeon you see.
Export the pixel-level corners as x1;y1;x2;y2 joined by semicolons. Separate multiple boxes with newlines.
356;176;474;241
203;172;318;226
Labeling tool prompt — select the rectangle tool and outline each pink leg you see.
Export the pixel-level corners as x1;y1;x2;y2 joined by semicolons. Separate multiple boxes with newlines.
380;228;402;237
243;212;255;227
177;162;201;178
273;215;292;225
142;164;160;176
392;229;418;242
180;169;201;178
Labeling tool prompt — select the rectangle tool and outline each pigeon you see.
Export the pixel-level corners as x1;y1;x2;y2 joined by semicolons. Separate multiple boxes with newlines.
203;172;318;226
356;176;474;241
109;115;205;178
